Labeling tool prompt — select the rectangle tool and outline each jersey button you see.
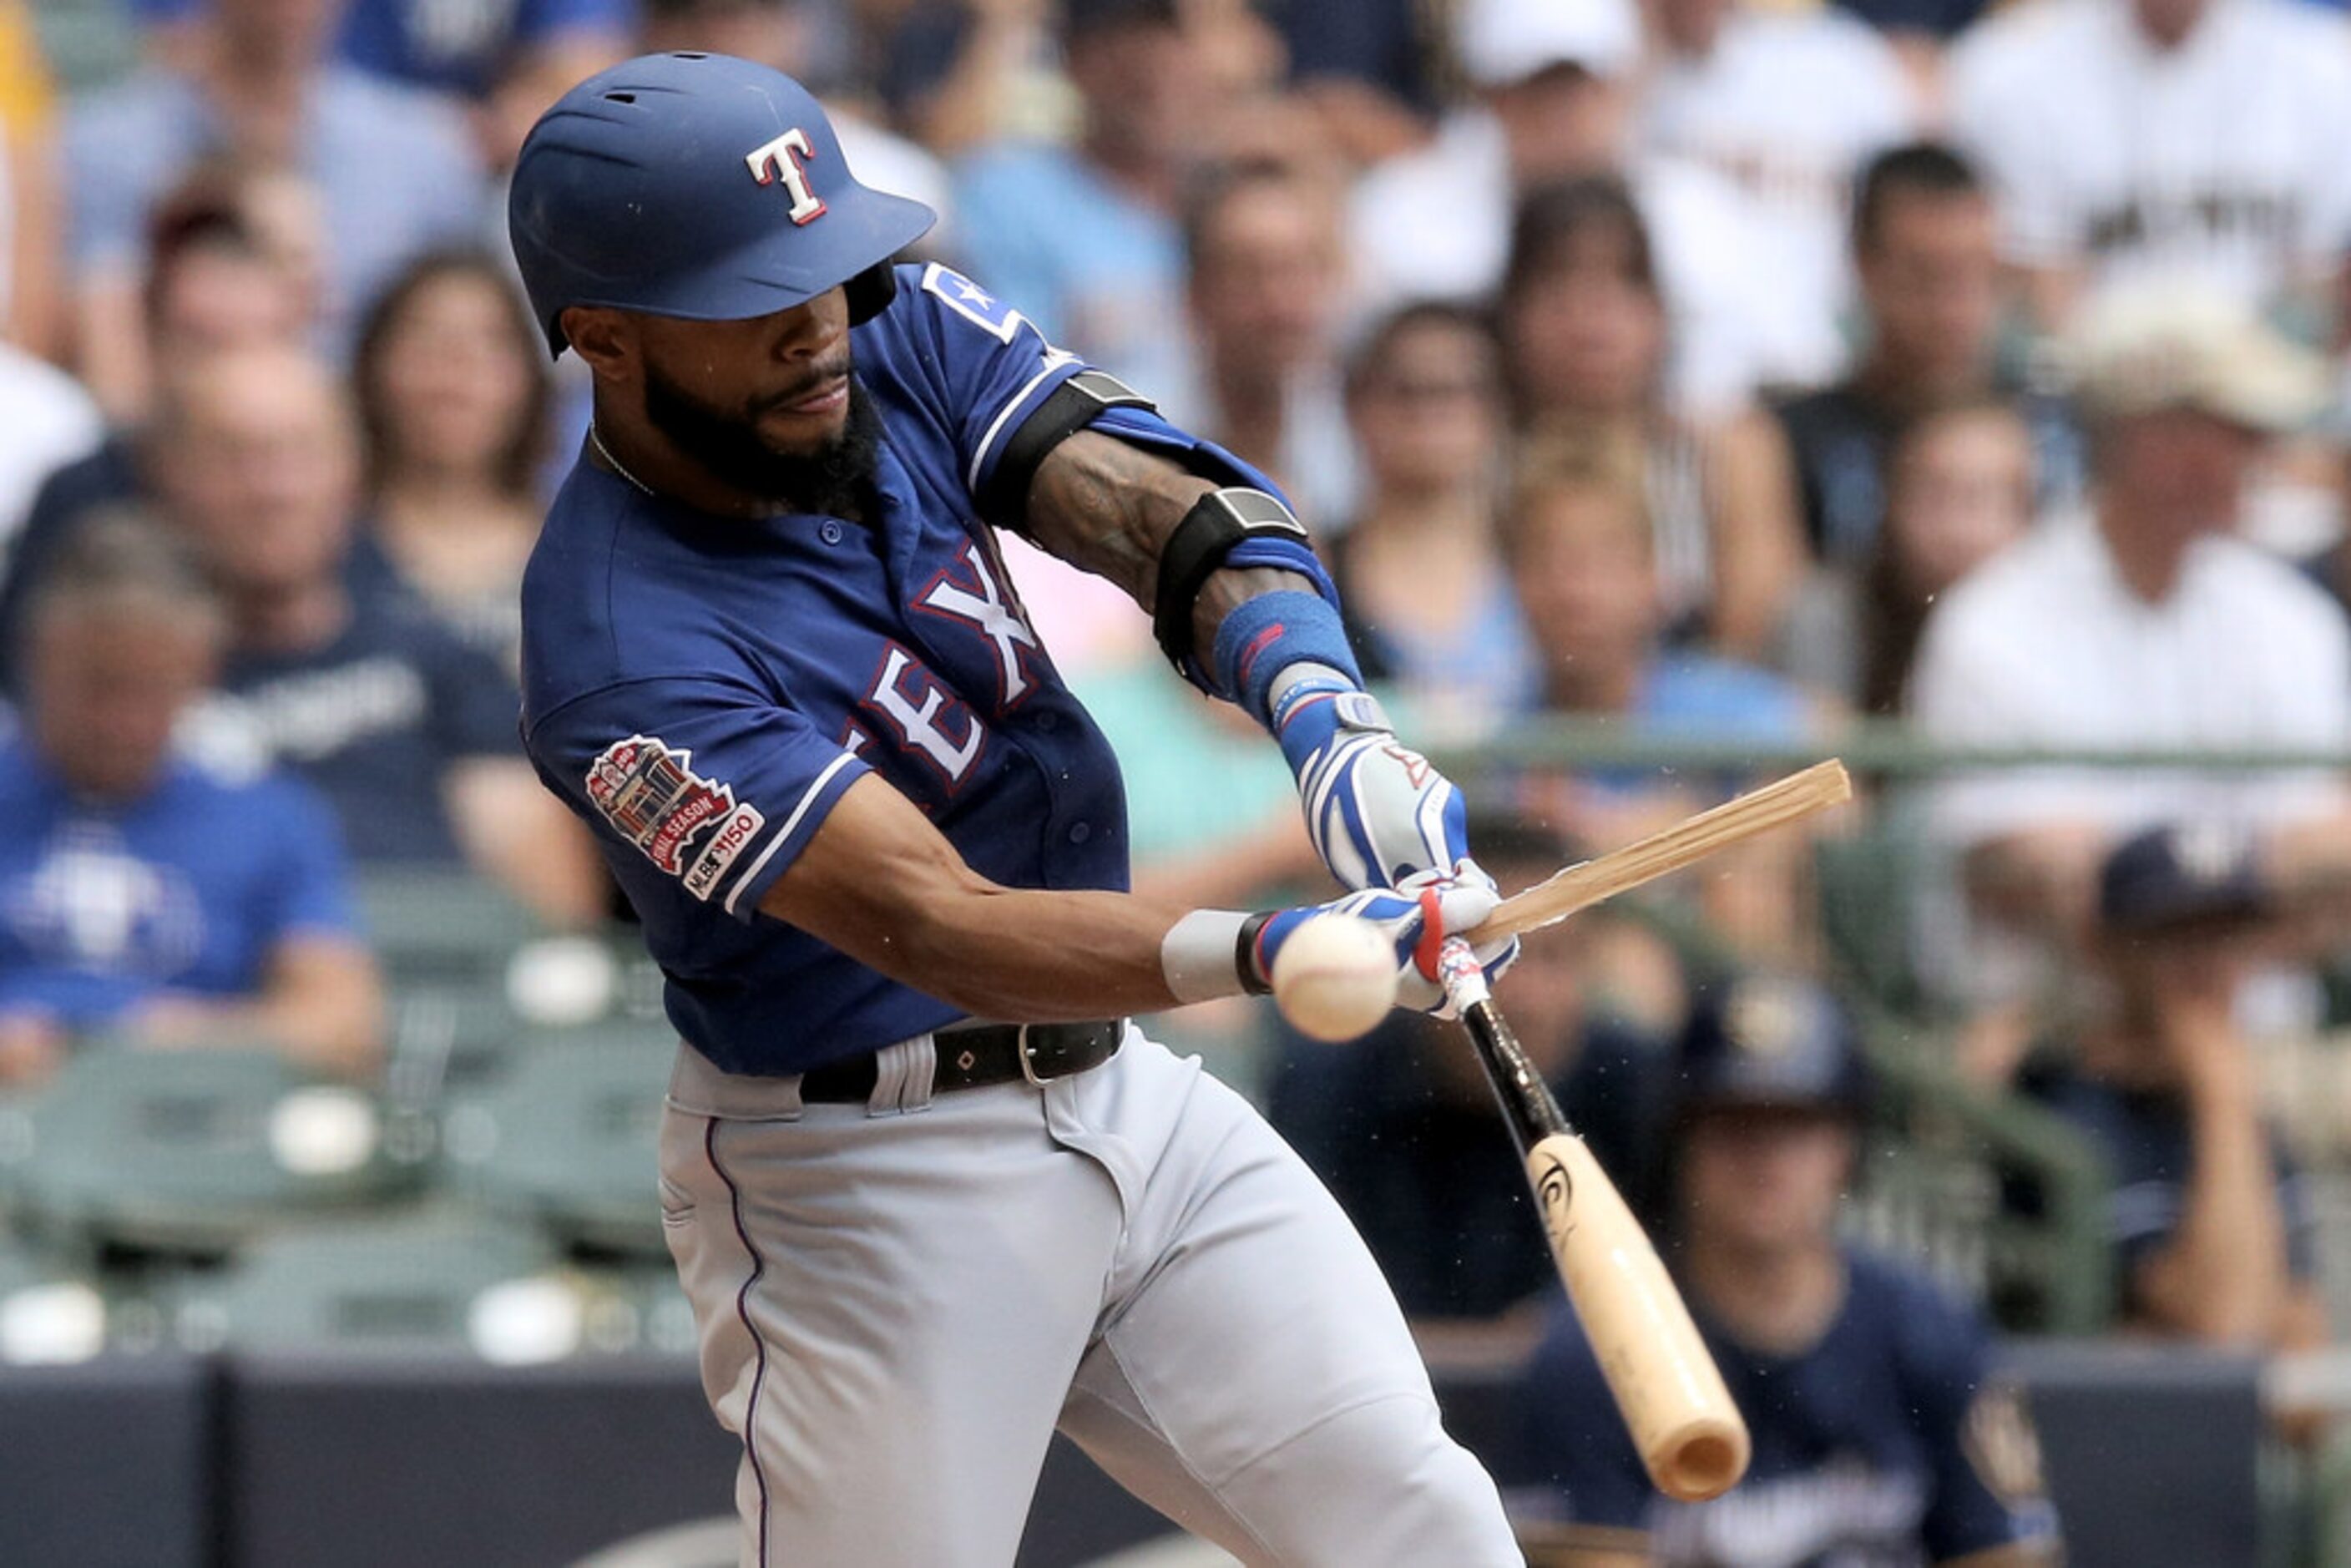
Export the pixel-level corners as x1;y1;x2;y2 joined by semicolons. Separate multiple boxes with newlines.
1037;712;1059;732
1067;822;1092;845
818;520;844;544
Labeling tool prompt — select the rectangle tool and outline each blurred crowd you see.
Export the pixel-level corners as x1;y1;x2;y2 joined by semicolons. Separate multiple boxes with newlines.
9;0;2351;1553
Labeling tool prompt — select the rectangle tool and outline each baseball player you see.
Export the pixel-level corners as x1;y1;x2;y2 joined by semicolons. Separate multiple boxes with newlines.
1518;976;2061;1567
506;53;1524;1568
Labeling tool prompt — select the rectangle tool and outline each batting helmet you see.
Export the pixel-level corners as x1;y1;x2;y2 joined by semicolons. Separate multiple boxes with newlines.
507;53;938;356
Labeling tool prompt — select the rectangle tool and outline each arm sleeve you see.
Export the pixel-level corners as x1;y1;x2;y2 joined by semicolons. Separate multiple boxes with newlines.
526;675;872;923
256;776;366;943
1908;1293;2063;1560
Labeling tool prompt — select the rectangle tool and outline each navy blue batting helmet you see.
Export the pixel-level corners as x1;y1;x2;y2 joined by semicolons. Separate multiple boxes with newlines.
1672;974;1868;1120
507;53;938;356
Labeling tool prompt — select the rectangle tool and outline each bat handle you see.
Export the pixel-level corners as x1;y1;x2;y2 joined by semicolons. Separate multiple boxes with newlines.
1434;936;1491;1014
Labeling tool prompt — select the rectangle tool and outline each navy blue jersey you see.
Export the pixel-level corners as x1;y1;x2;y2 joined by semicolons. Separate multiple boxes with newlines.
1521;1249;2060;1565
519;264;1137;1075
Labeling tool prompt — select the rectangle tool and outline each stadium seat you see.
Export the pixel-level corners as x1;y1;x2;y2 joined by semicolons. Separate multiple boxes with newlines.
180;1211;557;1355
0;1047;422;1254
356;869;546;994
440;1020;677;1258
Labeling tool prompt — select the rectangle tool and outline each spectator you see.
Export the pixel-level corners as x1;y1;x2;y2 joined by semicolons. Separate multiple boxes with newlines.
1267;814;1676;1321
1519;974;2061;1565
355;252;550;672
1775;143;2084;569
0;511;382;1085
1782;396;2036;713
1502;177;1806;658
62;0;485;413
1949;0;2351;331
2013;825;2328;1353
638;0;954;238
1267;0;1442;163
952;0;1206;395
1330;300;1535;739
1347;0;1777;417
1504;434;1818;959
0;174;316;680
1635;0;1919;393
149;345;607;926
1909;285;2348;948
1172;159;1355;524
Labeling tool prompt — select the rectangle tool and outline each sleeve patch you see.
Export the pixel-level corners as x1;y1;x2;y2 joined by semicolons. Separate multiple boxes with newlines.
922;261;1037;345
587;734;765;898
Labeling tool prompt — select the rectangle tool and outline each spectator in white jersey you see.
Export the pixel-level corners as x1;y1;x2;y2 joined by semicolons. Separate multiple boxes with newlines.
1346;0;1772;417
1774;144;2085;570
1949;0;2351;331
1634;0;1919;392
1909;285;2351;951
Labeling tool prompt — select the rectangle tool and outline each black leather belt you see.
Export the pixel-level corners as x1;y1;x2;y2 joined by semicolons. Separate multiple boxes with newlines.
796;1019;1125;1103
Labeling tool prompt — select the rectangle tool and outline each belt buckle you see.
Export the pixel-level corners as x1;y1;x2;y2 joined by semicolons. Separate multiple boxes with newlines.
1016;1023;1064;1088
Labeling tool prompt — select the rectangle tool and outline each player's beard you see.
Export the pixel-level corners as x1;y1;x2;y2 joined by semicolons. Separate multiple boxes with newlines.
643;367;882;521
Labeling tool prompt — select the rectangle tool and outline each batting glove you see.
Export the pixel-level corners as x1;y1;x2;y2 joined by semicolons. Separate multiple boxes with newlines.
1251;867;1519;1014
1274;678;1476;893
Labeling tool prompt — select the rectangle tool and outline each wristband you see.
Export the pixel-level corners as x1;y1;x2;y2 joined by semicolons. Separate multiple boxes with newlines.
1160;909;1256;1004
1209;589;1366;728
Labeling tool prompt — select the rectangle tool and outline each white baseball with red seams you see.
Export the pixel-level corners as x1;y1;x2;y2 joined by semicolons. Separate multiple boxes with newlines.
1271;913;1402;1042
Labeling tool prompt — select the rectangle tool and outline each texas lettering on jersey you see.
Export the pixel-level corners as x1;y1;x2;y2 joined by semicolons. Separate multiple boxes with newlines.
586;735;767;900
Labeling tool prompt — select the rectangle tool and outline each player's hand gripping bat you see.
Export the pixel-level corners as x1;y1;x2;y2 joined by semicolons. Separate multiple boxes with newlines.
1439;759;1854;1502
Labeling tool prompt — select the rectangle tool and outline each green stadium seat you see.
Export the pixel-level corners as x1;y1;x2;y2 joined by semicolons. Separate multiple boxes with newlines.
356;870;546;994
180;1211;558;1355
441;1020;678;1258
0;1048;422;1254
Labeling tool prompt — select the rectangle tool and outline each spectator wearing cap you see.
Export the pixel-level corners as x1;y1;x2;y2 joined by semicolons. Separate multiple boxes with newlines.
1329;301;1537;740
61;0;485;411
1267;814;1678;1322
1909;285;2351;954
1634;0;1919;395
1518;975;2063;1567
1773;143;2086;571
0;511;382;1086
951;0;1207;397
1345;0;1775;418
2010;823;2328;1354
1949;0;2351;332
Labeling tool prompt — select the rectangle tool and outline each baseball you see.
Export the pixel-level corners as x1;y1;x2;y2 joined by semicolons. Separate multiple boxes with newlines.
1271;913;1400;1042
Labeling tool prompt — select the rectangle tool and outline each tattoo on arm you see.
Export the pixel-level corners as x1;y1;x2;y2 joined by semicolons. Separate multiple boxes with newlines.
1022;430;1310;655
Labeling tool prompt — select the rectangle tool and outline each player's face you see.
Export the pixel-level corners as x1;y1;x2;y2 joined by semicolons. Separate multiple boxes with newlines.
30;605;220;802
1681;1106;1854;1257
634;290;860;482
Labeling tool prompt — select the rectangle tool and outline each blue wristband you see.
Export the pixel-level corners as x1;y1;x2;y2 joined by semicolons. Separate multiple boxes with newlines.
1209;590;1367;728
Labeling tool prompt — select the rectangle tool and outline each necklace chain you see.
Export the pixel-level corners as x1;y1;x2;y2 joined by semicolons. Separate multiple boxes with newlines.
588;422;654;496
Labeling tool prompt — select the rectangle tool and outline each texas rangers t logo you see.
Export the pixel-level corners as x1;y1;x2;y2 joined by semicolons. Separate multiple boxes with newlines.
745;129;827;225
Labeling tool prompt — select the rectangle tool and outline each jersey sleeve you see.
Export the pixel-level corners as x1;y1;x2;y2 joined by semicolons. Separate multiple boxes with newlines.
1519;1297;1657;1543
526;675;871;923
1899;1281;2064;1561
892;261;1089;499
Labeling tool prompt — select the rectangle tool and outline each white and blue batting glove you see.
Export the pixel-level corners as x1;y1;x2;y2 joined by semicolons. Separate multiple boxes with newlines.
1272;671;1478;894
1250;868;1519;1014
